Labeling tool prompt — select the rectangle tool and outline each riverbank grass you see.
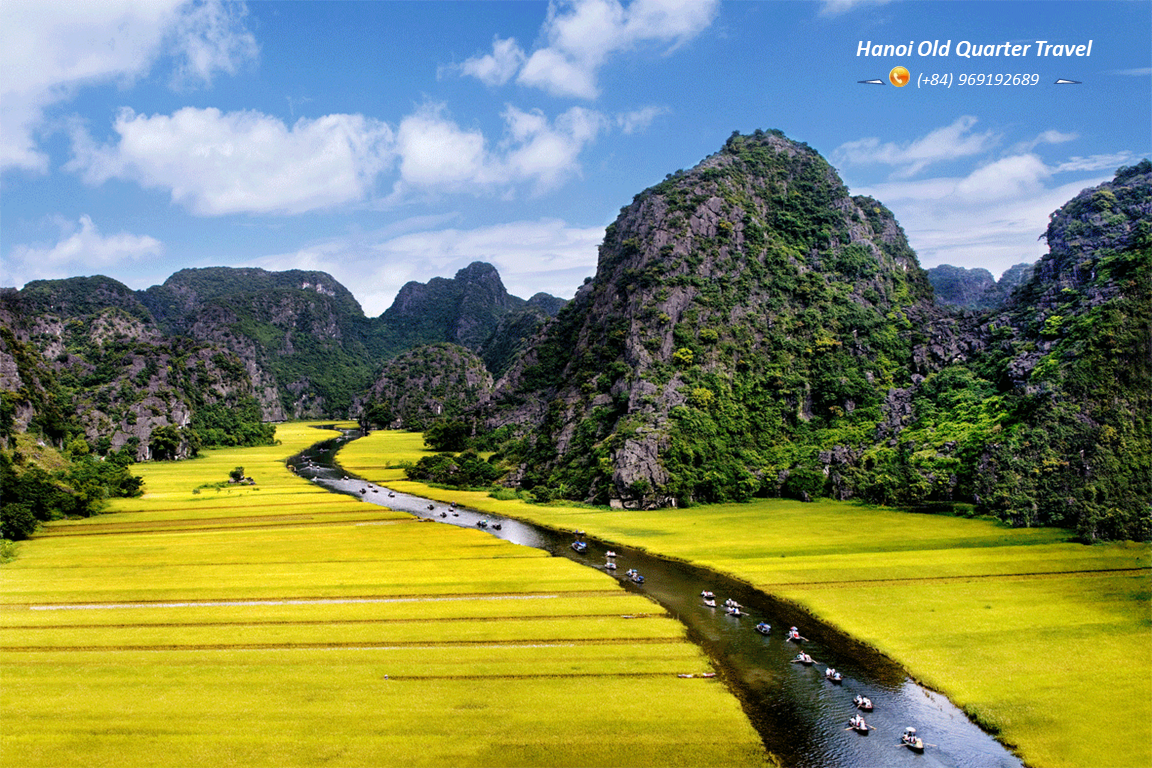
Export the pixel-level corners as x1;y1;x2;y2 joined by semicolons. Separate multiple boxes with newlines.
336;429;1151;768
1;423;765;768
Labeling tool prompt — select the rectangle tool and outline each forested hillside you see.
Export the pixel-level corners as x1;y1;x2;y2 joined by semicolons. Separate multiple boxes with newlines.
0;263;562;538
2;133;1146;542
473;133;1149;540
927;262;1036;310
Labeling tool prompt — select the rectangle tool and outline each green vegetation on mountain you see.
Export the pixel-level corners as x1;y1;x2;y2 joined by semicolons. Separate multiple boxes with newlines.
1;284;273;456
926;264;995;307
0;437;142;540
360;344;493;431
477;135;1148;540
142;267;384;418
2;264;562;461
1;133;1146;542
486;129;939;506
927;262;1036;310
379;262;565;378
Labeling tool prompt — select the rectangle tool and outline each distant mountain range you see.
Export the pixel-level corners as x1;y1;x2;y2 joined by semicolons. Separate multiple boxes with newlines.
1;262;562;457
2;132;1147;541
926;262;1036;310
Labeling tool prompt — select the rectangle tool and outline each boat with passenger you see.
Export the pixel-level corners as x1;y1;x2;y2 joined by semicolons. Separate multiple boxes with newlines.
791;652;815;665
901;727;925;752
754;622;771;635
825;667;843;683
853;694;873;712
848;714;870;733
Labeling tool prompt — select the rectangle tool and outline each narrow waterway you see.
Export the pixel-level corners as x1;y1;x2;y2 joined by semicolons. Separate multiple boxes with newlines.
292;431;1023;768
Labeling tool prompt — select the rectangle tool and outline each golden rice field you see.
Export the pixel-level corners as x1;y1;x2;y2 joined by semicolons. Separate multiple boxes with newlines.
0;423;765;768
338;428;1152;768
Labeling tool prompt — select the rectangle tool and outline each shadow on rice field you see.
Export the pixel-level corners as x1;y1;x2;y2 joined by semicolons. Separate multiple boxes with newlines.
336;428;1152;768
0;423;765;768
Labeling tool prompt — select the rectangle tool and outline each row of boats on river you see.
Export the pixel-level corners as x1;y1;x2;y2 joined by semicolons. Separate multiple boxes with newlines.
572;540;930;753
698;587;928;751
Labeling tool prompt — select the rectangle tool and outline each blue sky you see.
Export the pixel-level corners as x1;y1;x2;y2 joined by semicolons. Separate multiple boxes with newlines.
2;0;1148;315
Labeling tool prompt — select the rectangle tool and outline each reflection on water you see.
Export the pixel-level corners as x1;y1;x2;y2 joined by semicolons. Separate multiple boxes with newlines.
292;432;1022;768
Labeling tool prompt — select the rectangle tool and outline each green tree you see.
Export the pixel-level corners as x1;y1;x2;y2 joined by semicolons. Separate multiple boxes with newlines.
149;425;181;460
424;420;469;452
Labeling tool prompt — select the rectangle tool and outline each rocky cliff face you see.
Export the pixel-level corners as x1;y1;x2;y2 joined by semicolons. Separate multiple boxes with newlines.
927;265;995;307
141;267;379;419
380;262;565;361
927;263;1036;310
486;130;947;507
1;260;569;454
477;136;1148;539
0;281;268;460
959;161;1151;538
360;343;493;430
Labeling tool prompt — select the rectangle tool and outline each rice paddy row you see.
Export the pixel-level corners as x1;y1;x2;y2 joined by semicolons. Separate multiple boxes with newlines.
0;423;766;767
335;429;1152;768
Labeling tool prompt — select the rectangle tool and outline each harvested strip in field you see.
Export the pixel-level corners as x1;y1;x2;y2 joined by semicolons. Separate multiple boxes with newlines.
773;565;1150;588
24;594;565;610
1;593;654;631
2;613;685;650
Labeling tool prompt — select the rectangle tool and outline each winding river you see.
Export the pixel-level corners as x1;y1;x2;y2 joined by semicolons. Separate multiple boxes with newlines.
293;430;1023;768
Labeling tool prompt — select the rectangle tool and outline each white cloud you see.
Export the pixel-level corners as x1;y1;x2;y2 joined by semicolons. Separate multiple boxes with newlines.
252;219;605;316
457;0;718;100
1011;129;1078;154
833;116;999;178
819;0;893;16
168;0;259;90
394;106;490;191
68;107;396;215
1054;152;1138;173
0;0;257;173
519;47;602;99
853;155;1115;276
392;103;606;196
501;106;607;192
456;36;526;87
954;154;1051;201
66;99;623;210
616;106;667;134
4;215;162;285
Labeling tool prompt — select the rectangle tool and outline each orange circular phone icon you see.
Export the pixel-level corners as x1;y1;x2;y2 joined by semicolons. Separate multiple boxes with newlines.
889;66;910;87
